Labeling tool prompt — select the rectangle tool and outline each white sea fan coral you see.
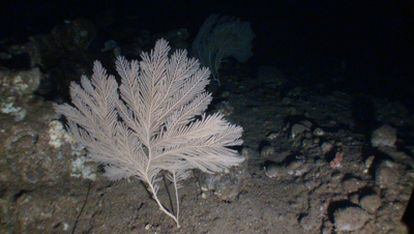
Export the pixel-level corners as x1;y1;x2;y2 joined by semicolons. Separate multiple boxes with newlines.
54;38;244;227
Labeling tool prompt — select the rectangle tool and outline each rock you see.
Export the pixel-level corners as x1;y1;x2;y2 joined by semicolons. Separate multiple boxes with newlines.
359;194;381;213
329;152;344;169
0;96;94;191
363;155;375;174
349;194;360;205
287;160;302;170
299;213;321;231
371;125;397;148
266;131;279;140
375;161;401;189
342;178;366;193
27;19;96;68
301;138;315;149
286;160;308;177
0;68;42;121
260;145;275;159
321;142;334;155
198;159;249;202
264;162;286;179
313;128;325;137
333;206;369;231
291;123;310;139
377;147;414;168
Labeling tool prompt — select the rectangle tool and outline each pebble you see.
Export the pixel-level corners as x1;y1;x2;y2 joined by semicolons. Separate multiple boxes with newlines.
371;125;397;148
375;161;401;189
291;123;310;139
333;206;369;231
260;145;275;158
360;194;382;213
342;177;366;193
264;162;285;178
313;128;325;136
321;142;334;155
363;155;375;174
266;131;279;140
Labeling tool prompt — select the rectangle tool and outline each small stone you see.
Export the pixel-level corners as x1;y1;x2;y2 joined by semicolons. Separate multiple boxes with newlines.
200;185;208;192
313;128;325;136
349;193;359;204
321;142;334;155
197;161;248;202
330;152;344;169
291;123;310;139
360;194;381;213
375;161;401;189
264;162;286;178
301;138;314;148
364;155;375;174
371;125;397;148
378;147;414;167
266;131;279;140
299;213;321;231
260;145;275;158
333;206;369;231
342;178;365;193
287;160;302;170
287;160;308;177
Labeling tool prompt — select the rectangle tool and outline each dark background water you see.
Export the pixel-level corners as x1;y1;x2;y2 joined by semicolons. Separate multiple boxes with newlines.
1;0;413;106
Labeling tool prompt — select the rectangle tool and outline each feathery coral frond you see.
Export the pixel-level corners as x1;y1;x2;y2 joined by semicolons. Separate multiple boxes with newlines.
54;38;244;227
